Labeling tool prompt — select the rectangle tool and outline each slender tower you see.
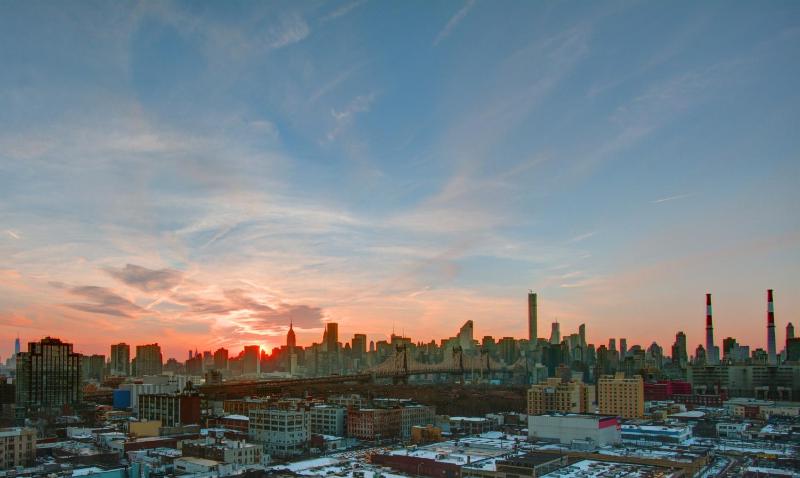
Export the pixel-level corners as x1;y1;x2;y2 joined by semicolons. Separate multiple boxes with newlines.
528;291;538;342
767;289;777;366
705;293;717;365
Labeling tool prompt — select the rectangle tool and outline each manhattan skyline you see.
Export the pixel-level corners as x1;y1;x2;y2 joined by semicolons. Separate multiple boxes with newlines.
1;1;799;358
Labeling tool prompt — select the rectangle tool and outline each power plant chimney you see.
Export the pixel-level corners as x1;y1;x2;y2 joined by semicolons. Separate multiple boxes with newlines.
767;289;777;366
705;293;718;365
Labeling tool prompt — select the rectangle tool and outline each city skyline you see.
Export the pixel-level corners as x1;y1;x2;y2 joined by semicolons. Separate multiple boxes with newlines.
1;2;799;358
0;288;794;360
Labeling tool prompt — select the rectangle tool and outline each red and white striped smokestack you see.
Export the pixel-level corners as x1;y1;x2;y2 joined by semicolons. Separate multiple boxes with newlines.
705;293;717;364
767;289;777;366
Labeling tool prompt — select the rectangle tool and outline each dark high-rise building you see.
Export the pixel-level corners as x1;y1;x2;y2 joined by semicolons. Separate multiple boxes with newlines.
287;323;297;350
325;322;339;353
672;331;687;367
767;289;777;366
352;334;367;360
213;347;229;370
705;293;719;365
16;337;82;411
528;291;537;342
787;338;800;362
243;345;260;375
134;343;163;376
497;337;518;364
82;354;105;382
110;343;130;376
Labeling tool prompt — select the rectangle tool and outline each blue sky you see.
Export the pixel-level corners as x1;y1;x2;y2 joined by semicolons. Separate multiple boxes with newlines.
0;1;798;358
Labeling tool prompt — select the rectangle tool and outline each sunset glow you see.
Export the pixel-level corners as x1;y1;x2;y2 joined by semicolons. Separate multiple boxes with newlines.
0;1;798;361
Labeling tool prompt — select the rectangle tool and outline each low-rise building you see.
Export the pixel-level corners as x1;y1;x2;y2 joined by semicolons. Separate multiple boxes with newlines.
137;392;201;427
218;414;249;433
449;416;497;435
182;437;262;466
174;456;232;475
716;422;749;439
528;414;621;446
411;425;442;444
223;397;272;415
249;403;310;458
347;408;401;440
620;424;692;445
400;404;436;439
309;404;346;437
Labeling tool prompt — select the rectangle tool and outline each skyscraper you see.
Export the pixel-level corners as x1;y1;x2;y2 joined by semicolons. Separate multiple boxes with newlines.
110;343;130;376
243;345;261;375
213;347;229;370
705;293;719;365
134;343;163;376
325;322;339;353
16;337;82;411
672;331;687;367
287;322;297;350
528;291;537;342
767;289;777;366
352;334;367;360
549;322;560;345
619;338;627;358
14;336;20;355
459;320;474;350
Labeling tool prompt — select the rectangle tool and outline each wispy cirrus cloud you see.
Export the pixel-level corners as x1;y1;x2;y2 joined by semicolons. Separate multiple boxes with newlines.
433;0;477;46
320;0;368;23
652;193;694;204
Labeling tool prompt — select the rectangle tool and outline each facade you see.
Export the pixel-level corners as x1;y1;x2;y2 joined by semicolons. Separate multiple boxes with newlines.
137;392;201;427
134;344;163;376
527;378;595;415
309;404;346;437
248;405;310;458
598;373;644;419
0;427;36;469
347;408;401;441
15;337;82;411
528;414;621;446
110;343;130;376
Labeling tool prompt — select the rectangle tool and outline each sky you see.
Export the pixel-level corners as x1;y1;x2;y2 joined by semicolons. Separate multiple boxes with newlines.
1;1;799;360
